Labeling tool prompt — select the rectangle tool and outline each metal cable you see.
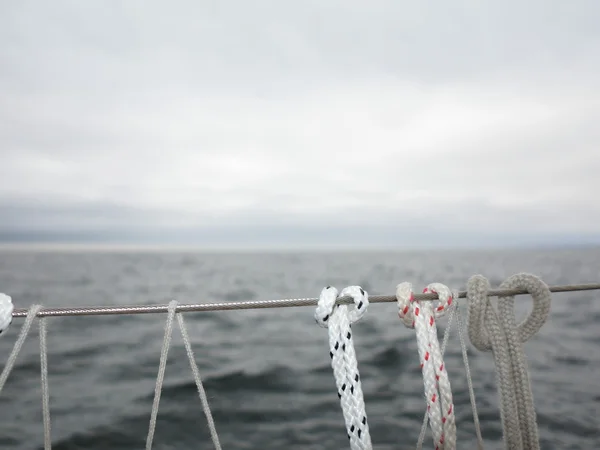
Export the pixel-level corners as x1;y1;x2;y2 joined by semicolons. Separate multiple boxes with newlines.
9;283;600;319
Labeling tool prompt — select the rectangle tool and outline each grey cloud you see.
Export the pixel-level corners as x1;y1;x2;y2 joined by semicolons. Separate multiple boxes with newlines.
1;1;599;247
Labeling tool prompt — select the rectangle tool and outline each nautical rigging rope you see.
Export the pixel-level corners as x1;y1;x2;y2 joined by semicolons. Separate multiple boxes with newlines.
145;300;177;450
467;273;551;450
0;300;222;450
145;299;222;450
413;295;485;450
0;304;52;450
454;301;485;450
396;283;457;450
315;286;373;450
40;317;51;450
0;274;595;449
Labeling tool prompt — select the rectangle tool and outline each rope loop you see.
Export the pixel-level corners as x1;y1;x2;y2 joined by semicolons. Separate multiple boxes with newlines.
315;285;369;328
468;273;551;352
397;282;453;329
467;272;551;450
396;282;457;450
316;285;372;450
499;273;552;343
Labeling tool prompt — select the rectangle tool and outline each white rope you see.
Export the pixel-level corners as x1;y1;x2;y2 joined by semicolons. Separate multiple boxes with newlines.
315;285;373;450
416;294;456;449
145;300;222;449
0;300;52;448
146;300;178;450
40;317;52;450
0;304;42;393
176;313;222;450
396;282;457;450
467;273;551;450
454;299;484;449
0;293;14;336
415;295;485;450
0;273;552;450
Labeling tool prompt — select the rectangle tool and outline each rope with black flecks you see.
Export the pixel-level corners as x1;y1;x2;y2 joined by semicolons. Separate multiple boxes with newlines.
315;285;373;450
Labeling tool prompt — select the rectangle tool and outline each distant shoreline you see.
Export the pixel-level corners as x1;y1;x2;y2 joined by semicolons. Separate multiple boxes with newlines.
0;242;598;253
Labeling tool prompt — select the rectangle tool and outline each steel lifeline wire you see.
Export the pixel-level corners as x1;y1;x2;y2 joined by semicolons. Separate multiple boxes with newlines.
0;274;598;450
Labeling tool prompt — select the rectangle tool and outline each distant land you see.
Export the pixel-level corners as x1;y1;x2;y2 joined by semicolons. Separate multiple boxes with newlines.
0;225;599;251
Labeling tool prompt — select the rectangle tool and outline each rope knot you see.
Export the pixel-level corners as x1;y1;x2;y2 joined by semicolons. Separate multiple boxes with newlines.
315;285;369;328
467;273;551;352
315;285;372;450
396;282;453;329
466;272;551;450
396;282;457;449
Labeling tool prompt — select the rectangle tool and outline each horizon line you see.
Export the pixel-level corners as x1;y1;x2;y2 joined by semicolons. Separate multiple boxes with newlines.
0;241;598;253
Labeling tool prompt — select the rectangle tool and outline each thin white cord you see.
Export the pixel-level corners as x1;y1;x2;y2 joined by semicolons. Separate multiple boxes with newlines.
176;313;222;450
0;304;42;394
145;300;178;450
315;285;373;450
454;300;484;449
397;283;457;450
40;317;52;450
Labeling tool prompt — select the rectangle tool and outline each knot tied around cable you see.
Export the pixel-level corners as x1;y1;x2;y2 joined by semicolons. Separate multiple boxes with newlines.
315;285;372;450
396;282;457;450
467;273;552;450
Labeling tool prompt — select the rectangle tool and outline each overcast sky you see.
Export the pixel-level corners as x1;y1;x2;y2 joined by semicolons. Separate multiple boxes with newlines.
1;1;599;248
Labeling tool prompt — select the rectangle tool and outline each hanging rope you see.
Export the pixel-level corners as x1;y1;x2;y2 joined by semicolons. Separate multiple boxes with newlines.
0;304;42;392
39;317;52;450
415;293;457;449
396;282;457;450
454;299;485;450
0;301;53;449
315;286;373;450
145;300;222;450
0;272;586;449
176;313;222;450
145;300;178;449
414;293;485;450
467;273;551;450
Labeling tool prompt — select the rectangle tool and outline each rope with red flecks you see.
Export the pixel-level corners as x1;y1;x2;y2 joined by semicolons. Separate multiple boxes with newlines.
397;282;457;450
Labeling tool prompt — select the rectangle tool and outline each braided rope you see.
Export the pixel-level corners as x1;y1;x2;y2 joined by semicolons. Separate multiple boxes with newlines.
0;303;53;449
145;300;222;450
467;273;551;450
396;282;456;450
0;293;13;335
315;286;372;450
